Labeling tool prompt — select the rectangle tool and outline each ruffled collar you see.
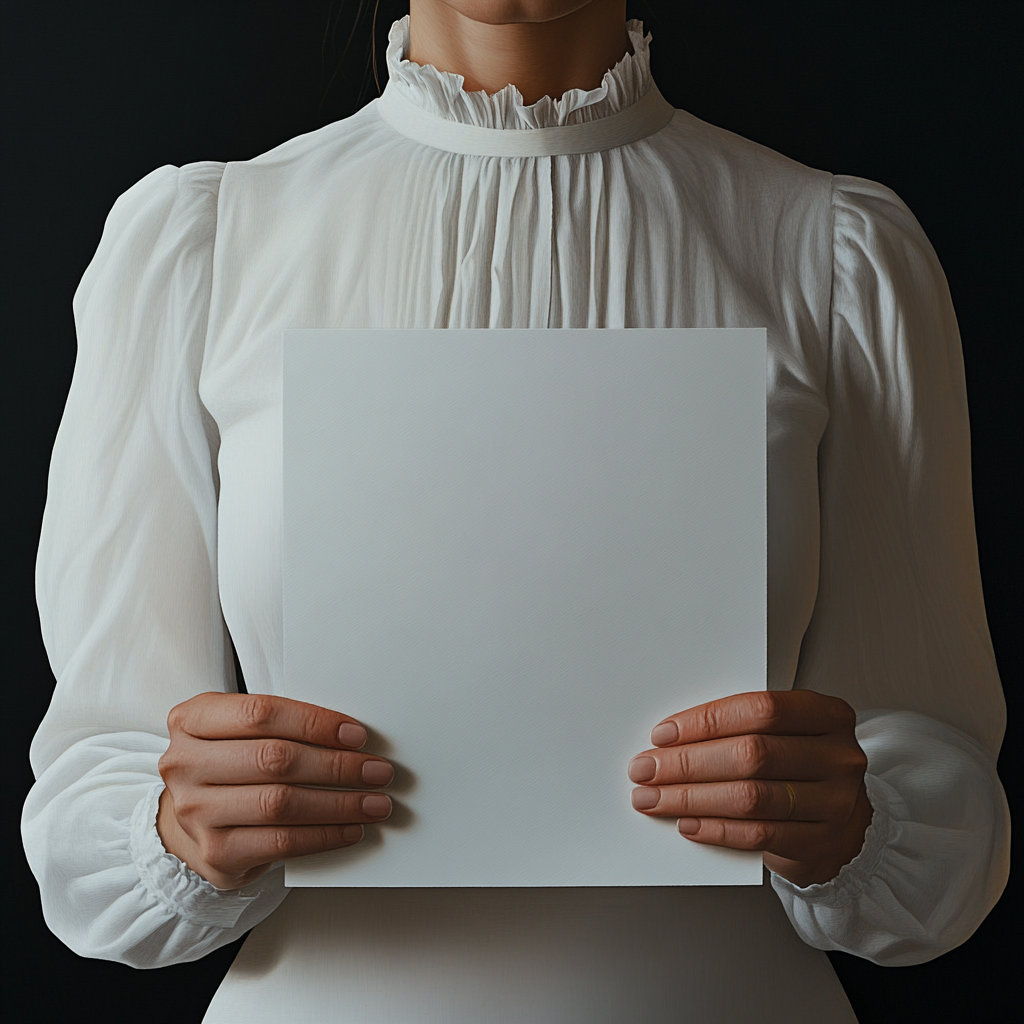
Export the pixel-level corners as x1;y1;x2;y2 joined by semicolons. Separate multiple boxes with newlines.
383;15;654;130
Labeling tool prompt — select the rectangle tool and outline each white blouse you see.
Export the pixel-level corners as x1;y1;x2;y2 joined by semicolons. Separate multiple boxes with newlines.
23;18;1009;1023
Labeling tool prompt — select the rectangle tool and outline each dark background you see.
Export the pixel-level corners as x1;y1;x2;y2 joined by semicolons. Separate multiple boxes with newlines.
4;2;1020;1020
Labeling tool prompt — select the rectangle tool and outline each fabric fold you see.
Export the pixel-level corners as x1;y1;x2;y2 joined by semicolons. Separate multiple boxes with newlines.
23;13;1007;1017
384;15;653;128
771;710;1010;965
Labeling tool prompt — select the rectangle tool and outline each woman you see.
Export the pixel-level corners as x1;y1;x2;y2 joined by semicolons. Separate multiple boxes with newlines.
22;1;1009;1021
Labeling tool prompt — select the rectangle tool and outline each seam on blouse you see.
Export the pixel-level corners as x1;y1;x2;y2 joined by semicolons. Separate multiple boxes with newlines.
184;161;228;506
175;162;239;696
825;174;838;419
546;155;554;328
195;160;226;369
147;163;228;520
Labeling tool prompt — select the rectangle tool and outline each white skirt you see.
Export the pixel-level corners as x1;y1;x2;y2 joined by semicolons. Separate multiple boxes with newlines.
203;882;858;1023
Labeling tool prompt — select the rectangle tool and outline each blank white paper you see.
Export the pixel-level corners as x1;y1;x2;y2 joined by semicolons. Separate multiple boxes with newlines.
282;328;765;887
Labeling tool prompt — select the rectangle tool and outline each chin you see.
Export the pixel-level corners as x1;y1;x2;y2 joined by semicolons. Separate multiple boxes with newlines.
429;1;600;25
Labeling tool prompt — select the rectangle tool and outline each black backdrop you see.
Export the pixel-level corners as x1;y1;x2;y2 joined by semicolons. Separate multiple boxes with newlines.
4;3;1020;1021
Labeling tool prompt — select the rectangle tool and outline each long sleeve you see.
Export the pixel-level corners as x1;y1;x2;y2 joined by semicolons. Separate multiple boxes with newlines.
770;176;1010;964
21;163;288;968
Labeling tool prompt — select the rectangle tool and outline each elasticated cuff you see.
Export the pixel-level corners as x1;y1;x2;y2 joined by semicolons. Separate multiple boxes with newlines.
768;772;899;909
128;780;276;929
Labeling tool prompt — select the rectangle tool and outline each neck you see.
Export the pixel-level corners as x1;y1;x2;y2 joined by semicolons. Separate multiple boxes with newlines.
406;0;632;105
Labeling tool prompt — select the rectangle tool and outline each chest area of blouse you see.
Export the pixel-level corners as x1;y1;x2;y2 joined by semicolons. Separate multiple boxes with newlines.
199;136;839;469
203;156;830;421
211;143;830;329
201;132;834;694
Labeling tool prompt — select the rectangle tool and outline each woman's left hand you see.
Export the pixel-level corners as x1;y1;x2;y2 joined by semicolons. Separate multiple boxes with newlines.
628;690;874;887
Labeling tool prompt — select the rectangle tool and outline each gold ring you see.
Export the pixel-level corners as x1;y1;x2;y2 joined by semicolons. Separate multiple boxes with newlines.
782;781;797;821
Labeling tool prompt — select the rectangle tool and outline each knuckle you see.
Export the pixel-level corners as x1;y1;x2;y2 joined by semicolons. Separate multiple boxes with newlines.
197;830;227;868
706;819;727;844
321;825;344;850
329;751;351;787
751;690;783;728
306;705;334;741
239;694;277;730
737;734;768;776
834;698;858;729
258;785;293;823
171;793;203;825
158;747;190;785
697;703;719;738
736;779;767;817
748;821;773;849
157;749;176;780
836;743;868;779
166;703;187;734
168;692;220;735
270;828;296;859
255;740;295;778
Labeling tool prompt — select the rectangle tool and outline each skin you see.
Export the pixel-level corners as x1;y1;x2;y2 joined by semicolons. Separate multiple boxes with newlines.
407;0;633;104
157;693;394;890
156;0;874;891
629;690;874;887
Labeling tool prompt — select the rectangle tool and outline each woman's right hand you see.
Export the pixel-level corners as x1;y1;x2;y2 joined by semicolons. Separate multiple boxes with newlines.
156;692;393;889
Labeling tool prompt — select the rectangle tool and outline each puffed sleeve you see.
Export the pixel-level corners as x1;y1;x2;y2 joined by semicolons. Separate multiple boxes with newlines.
769;176;1010;965
21;163;288;968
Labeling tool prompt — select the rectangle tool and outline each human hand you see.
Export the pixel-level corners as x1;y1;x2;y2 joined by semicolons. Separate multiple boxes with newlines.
156;692;393;890
627;690;874;887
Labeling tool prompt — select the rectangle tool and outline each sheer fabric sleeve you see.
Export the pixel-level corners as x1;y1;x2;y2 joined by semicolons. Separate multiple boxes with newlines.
770;176;1010;965
21;163;287;968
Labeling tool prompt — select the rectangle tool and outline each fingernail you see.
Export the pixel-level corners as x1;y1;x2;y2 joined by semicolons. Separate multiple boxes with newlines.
631;787;660;810
361;760;394;786
342;824;363;843
651;721;679;746
677;817;700;835
628;756;657;783
361;794;392;819
339;722;367;748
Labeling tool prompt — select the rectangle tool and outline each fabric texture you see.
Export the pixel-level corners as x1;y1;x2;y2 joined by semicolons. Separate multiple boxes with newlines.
385;16;653;127
23;16;1008;1022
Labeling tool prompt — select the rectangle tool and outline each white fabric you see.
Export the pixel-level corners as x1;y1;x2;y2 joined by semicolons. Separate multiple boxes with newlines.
22;16;1008;1022
384;14;654;127
378;76;675;155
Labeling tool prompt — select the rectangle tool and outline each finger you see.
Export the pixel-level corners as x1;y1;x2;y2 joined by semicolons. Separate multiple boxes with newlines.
190;785;393;829
629;733;846;785
169;692;369;749
673;817;828;861
630;780;824;821
202;823;369;876
162;734;394;788
649;690;856;747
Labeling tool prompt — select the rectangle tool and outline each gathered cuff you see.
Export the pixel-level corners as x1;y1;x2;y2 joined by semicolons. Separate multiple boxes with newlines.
128;780;275;929
769;772;897;909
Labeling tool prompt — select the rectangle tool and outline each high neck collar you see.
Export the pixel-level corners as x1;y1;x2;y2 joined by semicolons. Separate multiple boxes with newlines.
383;16;653;129
375;17;674;157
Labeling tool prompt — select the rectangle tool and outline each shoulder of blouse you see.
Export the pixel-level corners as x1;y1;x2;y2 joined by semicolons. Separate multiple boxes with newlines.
659;106;834;195
828;172;954;281
825;171;955;364
829;173;939;264
222;102;383;178
73;161;226;319
98;161;225;233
